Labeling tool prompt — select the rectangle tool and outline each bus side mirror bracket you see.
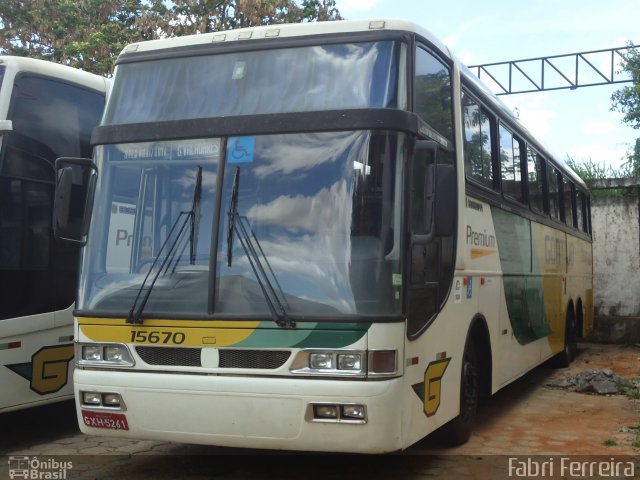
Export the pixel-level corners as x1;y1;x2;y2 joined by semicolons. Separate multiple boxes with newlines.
53;157;98;246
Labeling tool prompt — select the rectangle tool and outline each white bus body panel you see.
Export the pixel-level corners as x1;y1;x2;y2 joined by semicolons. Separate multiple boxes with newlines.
75;370;404;453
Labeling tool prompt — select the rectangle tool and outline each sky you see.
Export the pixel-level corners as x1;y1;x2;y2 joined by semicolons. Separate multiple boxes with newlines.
337;0;639;170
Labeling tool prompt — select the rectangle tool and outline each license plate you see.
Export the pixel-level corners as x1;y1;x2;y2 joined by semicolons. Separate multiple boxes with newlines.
82;410;130;430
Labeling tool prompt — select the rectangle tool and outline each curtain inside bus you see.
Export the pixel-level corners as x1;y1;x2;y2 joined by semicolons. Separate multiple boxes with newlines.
104;41;402;124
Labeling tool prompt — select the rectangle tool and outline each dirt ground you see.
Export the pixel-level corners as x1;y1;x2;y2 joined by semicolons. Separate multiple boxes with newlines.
413;341;640;456
1;342;638;480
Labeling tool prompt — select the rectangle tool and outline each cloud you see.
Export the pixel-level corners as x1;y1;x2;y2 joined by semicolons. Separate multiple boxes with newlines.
502;96;557;139
583;121;617;136
442;16;490;50
339;0;381;12
568;143;629;170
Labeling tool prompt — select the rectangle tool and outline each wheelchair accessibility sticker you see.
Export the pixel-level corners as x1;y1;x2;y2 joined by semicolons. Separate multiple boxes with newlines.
227;136;255;163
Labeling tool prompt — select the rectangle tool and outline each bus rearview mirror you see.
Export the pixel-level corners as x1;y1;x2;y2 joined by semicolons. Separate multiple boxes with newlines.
0;119;13;136
53;157;98;246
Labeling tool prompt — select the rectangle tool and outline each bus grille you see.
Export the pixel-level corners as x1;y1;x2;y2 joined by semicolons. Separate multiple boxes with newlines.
219;350;291;369
136;346;202;367
134;347;291;369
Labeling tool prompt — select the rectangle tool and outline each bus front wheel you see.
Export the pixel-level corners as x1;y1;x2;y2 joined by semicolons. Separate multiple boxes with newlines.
440;340;479;446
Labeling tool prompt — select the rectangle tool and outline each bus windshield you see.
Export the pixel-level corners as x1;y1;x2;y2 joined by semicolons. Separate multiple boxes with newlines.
79;131;404;318
103;41;403;124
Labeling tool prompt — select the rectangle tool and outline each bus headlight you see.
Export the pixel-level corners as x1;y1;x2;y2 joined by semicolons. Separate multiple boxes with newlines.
291;349;397;378
309;352;334;369
77;343;135;367
291;350;365;376
82;345;103;362
337;353;362;370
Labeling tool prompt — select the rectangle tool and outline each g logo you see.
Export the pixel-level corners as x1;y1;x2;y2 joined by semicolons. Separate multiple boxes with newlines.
424;358;450;417
30;344;75;395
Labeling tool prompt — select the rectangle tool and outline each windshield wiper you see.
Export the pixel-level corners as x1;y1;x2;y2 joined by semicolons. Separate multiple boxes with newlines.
226;167;295;328
168;166;202;272
127;167;203;325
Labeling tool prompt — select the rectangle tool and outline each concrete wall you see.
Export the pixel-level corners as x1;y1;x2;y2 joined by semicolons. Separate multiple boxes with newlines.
589;189;640;343
591;192;640;317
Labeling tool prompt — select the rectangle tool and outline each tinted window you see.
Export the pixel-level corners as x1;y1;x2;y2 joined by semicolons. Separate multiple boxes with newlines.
415;48;453;142
499;125;523;201
562;178;575;227
547;165;560;221
576;189;585;232
106;41;403;124
462;92;494;189
527;147;545;212
0;75;104;319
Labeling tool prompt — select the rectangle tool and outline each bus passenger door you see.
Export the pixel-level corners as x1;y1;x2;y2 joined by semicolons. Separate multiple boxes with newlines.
406;143;456;338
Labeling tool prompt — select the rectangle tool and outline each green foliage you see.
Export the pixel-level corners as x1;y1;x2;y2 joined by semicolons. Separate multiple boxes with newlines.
620;138;640;177
611;43;640;130
0;0;342;76
603;439;618;446
565;157;632;196
565;157;623;181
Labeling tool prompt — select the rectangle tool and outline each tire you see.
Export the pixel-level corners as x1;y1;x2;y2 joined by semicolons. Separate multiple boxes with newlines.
554;309;577;368
440;340;479;446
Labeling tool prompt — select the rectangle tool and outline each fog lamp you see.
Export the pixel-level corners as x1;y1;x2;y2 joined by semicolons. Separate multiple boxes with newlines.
82;391;101;406
314;405;338;419
102;393;122;407
341;405;366;420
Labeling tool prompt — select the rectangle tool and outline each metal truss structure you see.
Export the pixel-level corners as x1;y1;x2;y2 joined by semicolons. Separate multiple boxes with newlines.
468;45;638;95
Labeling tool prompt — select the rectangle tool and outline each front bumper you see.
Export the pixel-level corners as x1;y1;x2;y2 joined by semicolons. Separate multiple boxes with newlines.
75;368;405;453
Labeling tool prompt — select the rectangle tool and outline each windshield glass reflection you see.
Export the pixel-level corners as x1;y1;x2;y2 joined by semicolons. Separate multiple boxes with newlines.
216;131;403;316
78;132;404;319
78;139;219;315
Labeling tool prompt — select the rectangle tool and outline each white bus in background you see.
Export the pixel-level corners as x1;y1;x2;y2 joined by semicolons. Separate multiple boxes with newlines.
0;56;108;412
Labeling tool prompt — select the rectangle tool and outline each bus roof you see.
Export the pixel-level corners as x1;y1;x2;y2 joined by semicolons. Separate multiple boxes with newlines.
0;56;109;94
116;19;585;190
119;18;450;58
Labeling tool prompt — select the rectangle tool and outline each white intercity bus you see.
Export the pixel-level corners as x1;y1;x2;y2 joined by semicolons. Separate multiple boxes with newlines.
55;19;593;452
0;56;108;412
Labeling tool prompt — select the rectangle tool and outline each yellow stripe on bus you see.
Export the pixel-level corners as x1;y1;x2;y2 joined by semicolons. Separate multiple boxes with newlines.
79;324;259;347
470;247;497;259
77;317;261;347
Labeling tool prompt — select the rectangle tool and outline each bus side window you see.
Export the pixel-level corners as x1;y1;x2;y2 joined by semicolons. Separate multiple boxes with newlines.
0;75;104;320
499;124;524;202
562;178;575;228
415;47;454;145
527;147;546;213
462;92;494;189
546;164;560;221
576;190;586;232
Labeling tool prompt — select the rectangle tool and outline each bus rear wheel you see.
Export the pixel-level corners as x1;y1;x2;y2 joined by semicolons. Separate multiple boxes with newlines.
440;340;479;446
554;308;577;368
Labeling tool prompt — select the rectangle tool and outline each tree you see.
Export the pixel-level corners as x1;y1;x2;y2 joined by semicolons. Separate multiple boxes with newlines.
611;44;640;130
621;137;640;177
0;0;148;76
611;43;640;178
0;0;341;76
565;157;621;181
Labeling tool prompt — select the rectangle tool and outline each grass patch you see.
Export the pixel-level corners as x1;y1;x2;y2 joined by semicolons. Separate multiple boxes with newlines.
618;378;640;399
603;439;618;447
631;425;640;448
